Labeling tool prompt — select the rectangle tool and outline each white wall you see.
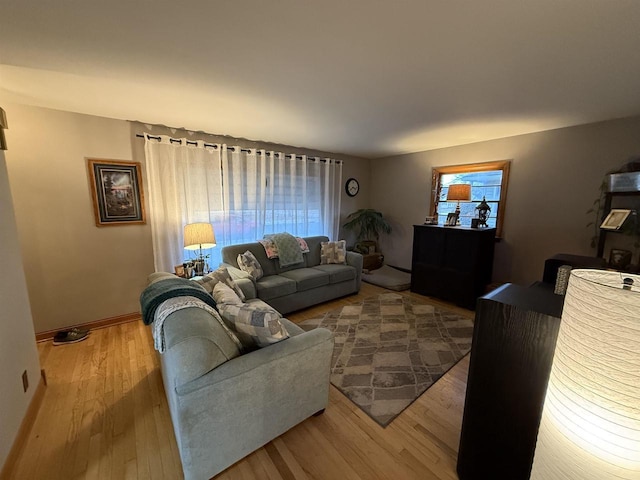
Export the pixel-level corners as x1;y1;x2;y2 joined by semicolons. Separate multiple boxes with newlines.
371;116;640;285
0;149;41;470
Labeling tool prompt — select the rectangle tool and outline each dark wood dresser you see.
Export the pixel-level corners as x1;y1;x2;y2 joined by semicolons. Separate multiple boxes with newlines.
410;225;496;309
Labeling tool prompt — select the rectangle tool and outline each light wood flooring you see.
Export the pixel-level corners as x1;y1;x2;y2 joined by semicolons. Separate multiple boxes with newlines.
10;283;473;480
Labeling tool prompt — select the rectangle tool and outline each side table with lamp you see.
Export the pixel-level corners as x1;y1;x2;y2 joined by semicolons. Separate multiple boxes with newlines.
183;222;216;276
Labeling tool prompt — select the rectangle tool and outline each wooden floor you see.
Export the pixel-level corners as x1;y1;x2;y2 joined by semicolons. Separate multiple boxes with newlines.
10;284;473;480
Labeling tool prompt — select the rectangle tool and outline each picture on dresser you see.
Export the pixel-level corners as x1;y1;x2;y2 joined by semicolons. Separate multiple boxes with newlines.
609;248;632;269
600;209;631;230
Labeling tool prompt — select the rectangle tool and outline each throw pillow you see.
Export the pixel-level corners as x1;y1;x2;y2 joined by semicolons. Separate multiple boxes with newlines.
212;282;244;306
217;302;289;348
237;250;264;280
296;237;310;253
193;266;246;301
258;238;279;259
320;240;347;264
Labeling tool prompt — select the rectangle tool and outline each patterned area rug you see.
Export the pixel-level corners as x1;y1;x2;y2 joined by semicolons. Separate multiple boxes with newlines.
298;293;474;427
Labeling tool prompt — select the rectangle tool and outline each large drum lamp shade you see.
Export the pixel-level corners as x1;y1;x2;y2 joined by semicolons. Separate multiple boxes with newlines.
531;269;640;479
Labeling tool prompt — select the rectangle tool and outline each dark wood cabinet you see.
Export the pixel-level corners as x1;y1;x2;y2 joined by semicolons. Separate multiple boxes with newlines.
457;284;564;480
410;225;496;309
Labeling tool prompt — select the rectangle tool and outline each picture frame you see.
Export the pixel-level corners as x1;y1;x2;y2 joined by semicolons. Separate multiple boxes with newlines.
445;212;458;226
87;159;146;226
609;248;632;269
174;265;186;278
600;209;631;230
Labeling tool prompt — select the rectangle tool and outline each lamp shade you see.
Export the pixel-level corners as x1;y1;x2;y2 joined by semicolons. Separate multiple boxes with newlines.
531;269;640;479
183;223;216;250
446;184;471;202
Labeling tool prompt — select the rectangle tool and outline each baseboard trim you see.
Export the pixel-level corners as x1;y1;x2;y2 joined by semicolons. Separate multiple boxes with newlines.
35;312;141;342
0;371;46;480
388;264;411;274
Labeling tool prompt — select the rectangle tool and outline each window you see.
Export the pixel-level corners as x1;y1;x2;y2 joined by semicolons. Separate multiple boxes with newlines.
430;160;511;237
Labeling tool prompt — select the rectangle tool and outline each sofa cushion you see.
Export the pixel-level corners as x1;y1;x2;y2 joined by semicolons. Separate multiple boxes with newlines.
312;264;356;284
301;236;327;267
163;307;242;387
256;275;297;300
280;268;330;292
212;282;244;305
237;250;264;280
194;266;246;301
217;302;290;348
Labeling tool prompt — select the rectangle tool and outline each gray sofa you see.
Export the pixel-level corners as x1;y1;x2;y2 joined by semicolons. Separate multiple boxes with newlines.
221;235;363;314
145;275;334;480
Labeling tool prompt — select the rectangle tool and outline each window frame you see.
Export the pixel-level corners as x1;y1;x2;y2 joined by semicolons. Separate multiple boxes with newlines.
430;160;511;238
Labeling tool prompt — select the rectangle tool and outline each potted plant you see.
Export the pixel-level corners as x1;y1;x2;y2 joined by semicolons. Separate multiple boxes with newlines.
343;208;392;256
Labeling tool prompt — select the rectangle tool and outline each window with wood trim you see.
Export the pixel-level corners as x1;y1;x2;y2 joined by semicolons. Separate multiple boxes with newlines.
430;160;511;237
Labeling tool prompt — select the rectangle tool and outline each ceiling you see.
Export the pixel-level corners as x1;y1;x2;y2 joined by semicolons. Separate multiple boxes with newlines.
2;1;640;159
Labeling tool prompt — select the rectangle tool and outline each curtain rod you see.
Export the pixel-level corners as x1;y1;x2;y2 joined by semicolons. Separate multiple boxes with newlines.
136;134;342;163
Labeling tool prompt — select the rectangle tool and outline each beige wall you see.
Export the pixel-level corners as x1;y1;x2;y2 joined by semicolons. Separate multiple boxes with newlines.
371;116;640;285
4;103;150;333
4;105;370;333
0;149;41;470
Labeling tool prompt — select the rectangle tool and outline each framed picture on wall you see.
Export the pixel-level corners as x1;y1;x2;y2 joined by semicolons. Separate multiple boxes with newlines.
87;159;146;226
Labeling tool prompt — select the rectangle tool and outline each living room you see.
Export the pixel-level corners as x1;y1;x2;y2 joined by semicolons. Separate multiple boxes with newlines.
2;2;640;479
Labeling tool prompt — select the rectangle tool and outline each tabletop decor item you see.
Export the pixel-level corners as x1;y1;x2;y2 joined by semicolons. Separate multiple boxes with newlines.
447;183;472;221
600;208;632;230
184;222;216;275
475;196;491;227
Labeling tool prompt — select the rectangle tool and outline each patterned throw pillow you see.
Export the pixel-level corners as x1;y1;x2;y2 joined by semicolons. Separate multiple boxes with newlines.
237;250;264;280
297;237;310;253
258;239;279;259
217;302;289;348
212;282;244;306
193;266;246;301
320;240;347;264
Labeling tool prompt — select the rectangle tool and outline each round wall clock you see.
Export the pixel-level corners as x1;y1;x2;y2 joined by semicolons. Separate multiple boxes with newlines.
345;178;360;197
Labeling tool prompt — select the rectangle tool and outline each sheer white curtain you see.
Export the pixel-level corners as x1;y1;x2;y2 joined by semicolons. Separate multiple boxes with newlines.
144;135;223;272
144;135;342;271
218;147;342;246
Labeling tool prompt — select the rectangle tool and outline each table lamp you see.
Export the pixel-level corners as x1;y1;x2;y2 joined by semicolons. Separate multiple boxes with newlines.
447;183;472;222
184;222;216;275
531;269;640;479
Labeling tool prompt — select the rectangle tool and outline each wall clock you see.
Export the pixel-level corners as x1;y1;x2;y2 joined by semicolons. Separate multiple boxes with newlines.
345;178;360;197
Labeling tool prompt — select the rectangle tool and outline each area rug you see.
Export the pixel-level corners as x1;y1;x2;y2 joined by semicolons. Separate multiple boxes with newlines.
298;292;474;427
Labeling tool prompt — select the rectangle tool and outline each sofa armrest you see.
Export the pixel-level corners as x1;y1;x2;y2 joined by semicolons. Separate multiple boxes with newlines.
168;326;333;479
176;327;332;396
346;251;363;291
221;263;257;300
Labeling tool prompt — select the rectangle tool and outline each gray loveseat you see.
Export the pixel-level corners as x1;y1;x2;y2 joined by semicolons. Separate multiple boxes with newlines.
142;274;334;480
221;235;363;314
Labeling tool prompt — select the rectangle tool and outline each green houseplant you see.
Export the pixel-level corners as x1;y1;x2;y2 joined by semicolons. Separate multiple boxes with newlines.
343;209;392;243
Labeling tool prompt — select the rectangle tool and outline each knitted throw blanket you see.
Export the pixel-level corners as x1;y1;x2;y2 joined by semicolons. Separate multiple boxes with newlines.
152;296;243;353
267;233;303;267
139;277;217;325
